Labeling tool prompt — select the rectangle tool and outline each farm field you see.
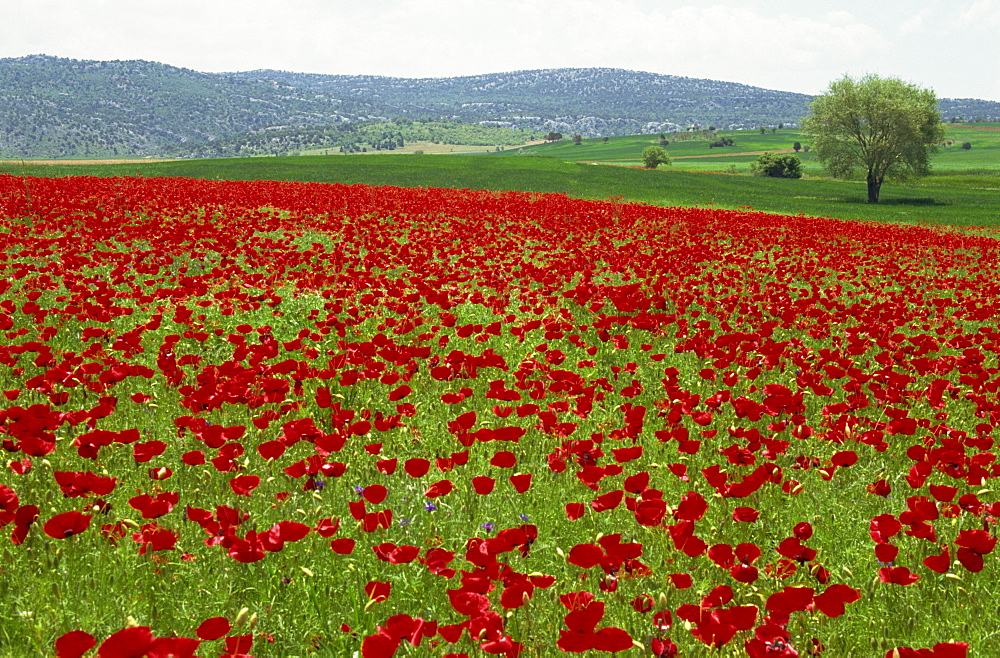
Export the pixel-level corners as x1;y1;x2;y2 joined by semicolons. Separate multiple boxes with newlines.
0;173;996;656
1;132;999;227
500;125;1000;177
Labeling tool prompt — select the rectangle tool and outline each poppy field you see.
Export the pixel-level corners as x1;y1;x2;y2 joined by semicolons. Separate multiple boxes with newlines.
1;173;998;657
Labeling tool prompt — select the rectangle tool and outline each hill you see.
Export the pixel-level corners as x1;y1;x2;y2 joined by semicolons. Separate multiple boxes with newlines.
2;54;999;158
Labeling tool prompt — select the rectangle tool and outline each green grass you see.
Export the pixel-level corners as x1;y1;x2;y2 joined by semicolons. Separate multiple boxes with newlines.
2;125;998;227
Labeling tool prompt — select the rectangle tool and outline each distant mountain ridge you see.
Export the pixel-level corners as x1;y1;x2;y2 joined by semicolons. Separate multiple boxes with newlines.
2;54;998;159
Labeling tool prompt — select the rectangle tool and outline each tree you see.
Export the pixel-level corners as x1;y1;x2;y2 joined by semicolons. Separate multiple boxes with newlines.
545;132;563;142
750;152;802;178
642;146;671;169
803;74;945;203
572;134;583;145
792;141;801;152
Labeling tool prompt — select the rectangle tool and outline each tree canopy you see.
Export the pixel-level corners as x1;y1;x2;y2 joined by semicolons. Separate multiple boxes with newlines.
750;152;802;179
641;146;671;169
803;74;945;203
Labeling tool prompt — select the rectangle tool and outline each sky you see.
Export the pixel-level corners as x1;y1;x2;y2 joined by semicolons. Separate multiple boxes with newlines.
3;0;999;101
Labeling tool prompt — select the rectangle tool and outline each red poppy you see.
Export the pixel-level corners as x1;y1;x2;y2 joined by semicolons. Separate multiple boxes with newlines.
230;474;261;497
133;440;168;463
472;476;496;495
425;479;455;498
813;584;862;618
43;511;92;539
404;458;430;478
365;580;392;602
11;504;39;545
97;626;156;657
878;566;920;585
54;630;96;658
330;538;356;554
923;546;951;574
509;473;532;494
490;451;517;468
195;616;232;641
362;484;388;504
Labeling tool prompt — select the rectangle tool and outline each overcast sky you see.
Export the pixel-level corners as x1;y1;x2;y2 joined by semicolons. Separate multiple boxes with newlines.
3;0;998;101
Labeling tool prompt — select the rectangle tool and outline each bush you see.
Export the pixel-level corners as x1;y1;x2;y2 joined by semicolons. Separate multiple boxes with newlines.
642;146;671;169
962;142;972;150
751;152;802;178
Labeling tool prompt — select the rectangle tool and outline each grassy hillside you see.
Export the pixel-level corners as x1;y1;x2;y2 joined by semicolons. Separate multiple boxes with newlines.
503;125;1000;177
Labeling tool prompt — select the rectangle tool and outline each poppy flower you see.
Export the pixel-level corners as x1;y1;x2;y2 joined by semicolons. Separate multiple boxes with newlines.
923;546;951;574
54;630;96;658
43;511;92;539
425;480;455;498
590;490;624;512
813;584;862;618
96;626;156;657
230;474;261;497
490;451;517;468
330;538;356;554
12;504;39;545
472;476;496;495
195;616;232;641
954;529;997;572
733;507;760;523
362;484;388;504
878;566;920;585
404;458;430;478
509;473;532;494
365;580;391;602
133;440;168;463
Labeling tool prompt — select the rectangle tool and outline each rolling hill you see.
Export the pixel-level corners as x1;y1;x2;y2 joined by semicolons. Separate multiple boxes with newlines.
2;54;999;158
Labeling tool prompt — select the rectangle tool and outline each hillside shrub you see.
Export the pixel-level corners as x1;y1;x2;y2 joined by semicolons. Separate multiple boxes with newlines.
751;152;802;179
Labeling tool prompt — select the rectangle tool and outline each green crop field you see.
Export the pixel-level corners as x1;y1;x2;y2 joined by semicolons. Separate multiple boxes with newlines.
1;125;998;228
501;125;1000;177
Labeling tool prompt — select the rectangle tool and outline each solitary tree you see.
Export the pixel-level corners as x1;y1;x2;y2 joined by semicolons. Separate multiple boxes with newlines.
792;141;802;152
803;74;945;203
642;146;671;169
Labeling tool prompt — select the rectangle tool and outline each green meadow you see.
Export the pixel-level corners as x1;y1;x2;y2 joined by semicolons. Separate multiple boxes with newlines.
1;125;998;227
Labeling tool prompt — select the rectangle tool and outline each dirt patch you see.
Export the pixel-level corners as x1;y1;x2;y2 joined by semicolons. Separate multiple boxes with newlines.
673;149;797;159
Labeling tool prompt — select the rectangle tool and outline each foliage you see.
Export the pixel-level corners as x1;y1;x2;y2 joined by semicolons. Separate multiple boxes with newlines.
750;152;802;178
793;142;802;152
803;75;946;203
168;120;543;158
962;142;972;150
641;145;671;169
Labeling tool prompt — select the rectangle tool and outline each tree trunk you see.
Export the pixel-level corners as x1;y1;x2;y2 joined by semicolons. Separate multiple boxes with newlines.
867;174;882;204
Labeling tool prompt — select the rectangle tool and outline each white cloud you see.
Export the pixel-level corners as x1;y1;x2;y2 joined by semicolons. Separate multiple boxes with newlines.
899;8;933;36
954;0;1000;29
